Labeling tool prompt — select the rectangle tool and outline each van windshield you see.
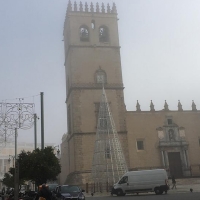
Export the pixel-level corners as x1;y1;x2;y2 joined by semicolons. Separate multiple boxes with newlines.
118;176;128;184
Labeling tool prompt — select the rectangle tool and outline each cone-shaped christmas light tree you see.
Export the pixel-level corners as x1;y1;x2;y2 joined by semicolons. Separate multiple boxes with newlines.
92;87;127;187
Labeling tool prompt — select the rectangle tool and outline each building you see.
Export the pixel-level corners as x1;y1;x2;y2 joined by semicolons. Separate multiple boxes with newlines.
60;1;200;185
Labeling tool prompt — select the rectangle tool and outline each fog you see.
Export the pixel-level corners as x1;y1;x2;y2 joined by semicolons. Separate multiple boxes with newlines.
0;0;199;145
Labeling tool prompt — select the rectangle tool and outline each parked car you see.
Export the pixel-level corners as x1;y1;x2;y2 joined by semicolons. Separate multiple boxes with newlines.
53;185;85;200
47;183;58;200
47;184;58;192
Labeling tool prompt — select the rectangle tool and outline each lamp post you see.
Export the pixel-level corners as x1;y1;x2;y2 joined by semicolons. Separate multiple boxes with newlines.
8;155;15;168
0;101;35;200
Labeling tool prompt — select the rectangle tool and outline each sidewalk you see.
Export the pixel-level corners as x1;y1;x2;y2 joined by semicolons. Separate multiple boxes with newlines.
168;177;200;193
84;178;200;197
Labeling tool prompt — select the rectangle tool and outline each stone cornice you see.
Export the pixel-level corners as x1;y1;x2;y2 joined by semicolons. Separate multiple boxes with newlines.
68;44;120;49
65;45;121;59
158;141;189;148
66;83;124;103
67;131;127;142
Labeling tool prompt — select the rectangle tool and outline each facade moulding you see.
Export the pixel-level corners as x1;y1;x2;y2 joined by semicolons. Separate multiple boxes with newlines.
67;170;92;176
65;45;121;58
67;131;127;142
67;132;95;142
158;141;189;148
69;45;120;49
66;85;124;102
66;45;121;54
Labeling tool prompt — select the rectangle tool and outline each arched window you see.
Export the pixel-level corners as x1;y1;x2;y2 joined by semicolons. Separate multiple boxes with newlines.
95;68;107;84
99;25;109;42
80;25;89;41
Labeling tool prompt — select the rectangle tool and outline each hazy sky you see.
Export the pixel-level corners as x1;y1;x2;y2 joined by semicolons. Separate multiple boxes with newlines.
0;0;200;145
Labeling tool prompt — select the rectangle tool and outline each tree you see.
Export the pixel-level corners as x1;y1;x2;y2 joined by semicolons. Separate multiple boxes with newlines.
2;169;14;188
10;146;61;187
2;147;61;188
2;167;24;188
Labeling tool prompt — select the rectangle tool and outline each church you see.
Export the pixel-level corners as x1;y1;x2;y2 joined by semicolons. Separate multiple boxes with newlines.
60;1;200;186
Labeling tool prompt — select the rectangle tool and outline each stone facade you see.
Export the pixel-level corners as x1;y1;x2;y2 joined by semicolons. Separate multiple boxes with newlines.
60;1;200;185
126;109;200;177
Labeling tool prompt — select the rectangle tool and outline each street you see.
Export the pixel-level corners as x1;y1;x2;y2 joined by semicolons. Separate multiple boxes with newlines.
86;192;200;200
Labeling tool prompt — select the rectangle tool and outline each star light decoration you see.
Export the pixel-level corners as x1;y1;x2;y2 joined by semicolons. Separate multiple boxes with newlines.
0;102;35;147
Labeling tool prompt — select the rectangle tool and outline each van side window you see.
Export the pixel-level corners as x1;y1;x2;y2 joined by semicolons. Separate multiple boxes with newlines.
118;176;128;184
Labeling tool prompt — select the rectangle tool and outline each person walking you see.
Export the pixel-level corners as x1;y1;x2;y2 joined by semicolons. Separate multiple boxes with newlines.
37;184;52;200
171;175;176;189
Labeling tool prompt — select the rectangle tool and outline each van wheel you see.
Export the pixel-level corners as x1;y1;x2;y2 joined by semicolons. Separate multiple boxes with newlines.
154;187;161;195
116;189;124;196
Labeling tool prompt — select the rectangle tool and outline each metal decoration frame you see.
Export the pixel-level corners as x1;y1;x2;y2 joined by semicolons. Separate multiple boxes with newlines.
0;102;35;146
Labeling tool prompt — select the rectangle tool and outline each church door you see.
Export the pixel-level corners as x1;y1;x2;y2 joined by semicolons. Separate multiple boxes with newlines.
168;152;183;178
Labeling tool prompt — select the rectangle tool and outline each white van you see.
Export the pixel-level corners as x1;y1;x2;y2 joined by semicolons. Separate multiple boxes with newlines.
112;169;169;196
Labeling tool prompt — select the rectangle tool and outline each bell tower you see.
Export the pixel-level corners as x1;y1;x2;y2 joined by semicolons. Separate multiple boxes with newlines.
62;1;129;185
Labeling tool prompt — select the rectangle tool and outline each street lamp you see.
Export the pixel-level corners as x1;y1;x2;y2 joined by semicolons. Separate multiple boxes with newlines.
8;155;15;168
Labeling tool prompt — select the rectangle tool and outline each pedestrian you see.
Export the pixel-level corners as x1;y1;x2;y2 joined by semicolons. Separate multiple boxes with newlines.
1;187;5;200
171;175;176;189
37;184;52;200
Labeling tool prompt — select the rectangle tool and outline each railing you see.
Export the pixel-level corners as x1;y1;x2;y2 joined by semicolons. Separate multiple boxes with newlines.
79;182;114;194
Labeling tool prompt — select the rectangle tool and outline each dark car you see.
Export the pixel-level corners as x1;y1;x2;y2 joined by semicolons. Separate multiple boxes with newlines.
47;184;58;192
54;185;85;200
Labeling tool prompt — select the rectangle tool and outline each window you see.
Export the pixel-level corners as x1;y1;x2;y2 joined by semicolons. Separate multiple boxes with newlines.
137;140;144;150
80;26;89;41
97;74;105;83
61;185;80;193
95;69;107;84
99;26;109;42
105;145;110;159
118;176;128;184
167;119;173;125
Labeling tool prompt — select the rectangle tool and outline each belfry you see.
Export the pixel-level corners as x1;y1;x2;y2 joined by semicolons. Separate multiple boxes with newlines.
60;1;200;188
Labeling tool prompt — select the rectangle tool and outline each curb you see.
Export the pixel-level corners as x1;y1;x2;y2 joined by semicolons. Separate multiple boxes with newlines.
84;187;200;197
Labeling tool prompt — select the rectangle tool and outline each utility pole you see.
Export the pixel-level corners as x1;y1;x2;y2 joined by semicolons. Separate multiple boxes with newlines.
14;128;19;200
34;113;37;150
40;92;44;149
